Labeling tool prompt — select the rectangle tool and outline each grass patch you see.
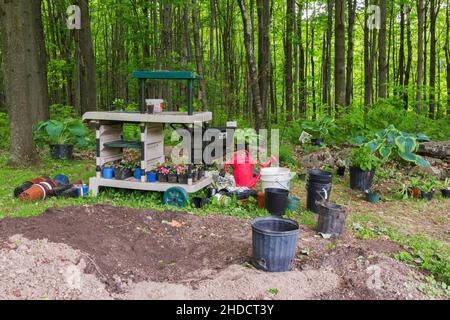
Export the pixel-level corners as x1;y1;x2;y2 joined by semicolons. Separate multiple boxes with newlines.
351;216;450;287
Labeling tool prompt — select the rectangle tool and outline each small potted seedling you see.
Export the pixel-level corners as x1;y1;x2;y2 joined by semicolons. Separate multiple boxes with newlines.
301;116;335;146
175;164;189;184
167;166;178;183
419;177;438;201
115;161;133;180
408;177;422;199
156;164;169;183
349;146;380;191
440;178;450;199
103;162;115;179
336;159;348;177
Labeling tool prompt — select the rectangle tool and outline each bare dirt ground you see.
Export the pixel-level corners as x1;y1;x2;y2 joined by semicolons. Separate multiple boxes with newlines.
0;205;433;300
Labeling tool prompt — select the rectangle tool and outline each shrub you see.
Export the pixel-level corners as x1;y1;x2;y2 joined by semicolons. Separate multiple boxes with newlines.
0;112;9;150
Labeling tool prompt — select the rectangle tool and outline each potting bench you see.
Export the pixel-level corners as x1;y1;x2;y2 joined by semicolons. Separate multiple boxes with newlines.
82;71;213;205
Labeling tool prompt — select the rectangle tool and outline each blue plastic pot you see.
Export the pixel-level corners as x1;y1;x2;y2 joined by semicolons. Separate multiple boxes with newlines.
76;184;89;197
103;167;114;179
146;171;157;183
134;168;142;179
366;192;381;204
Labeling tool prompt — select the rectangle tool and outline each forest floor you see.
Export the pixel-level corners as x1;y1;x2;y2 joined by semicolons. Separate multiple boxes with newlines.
0;150;449;300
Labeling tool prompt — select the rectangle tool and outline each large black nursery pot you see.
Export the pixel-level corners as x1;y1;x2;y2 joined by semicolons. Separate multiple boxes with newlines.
349;166;375;191
252;217;299;272
442;189;450;199
50;144;73;160
265;188;290;216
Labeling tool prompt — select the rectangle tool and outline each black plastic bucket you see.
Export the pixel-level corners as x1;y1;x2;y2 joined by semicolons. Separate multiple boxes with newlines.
251;217;299;272
50;144;73;160
308;169;333;184
317;203;347;236
265;188;290;216
306;181;332;214
349;167;375;191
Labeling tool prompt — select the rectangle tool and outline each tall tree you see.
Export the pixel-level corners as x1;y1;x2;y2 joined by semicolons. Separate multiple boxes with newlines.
429;0;441;118
322;0;333;107
445;0;450;114
257;0;270;126
416;0;425;111
74;0;97;115
0;0;45;165
378;0;388;99
284;0;294;121
346;0;357;106
238;0;263;130
192;0;208;111
334;0;346;109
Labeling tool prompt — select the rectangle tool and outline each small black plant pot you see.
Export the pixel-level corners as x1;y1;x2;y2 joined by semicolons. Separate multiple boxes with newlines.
178;174;188;184
192;170;198;183
337;166;346;177
441;189;450;199
311;138;324;146
115;168;133;180
157;173;168;183
50;144;73;160
421;191;434;201
168;173;178;183
349;167;375;191
192;197;210;209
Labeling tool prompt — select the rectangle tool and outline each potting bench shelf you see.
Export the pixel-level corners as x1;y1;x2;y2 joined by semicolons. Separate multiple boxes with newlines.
89;176;212;196
83;70;214;201
103;140;141;149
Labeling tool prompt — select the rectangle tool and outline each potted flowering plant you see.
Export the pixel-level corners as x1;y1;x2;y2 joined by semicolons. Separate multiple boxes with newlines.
175;164;189;184
167;166;178;183
156;164;169;183
116;161;134;180
440;178;450;199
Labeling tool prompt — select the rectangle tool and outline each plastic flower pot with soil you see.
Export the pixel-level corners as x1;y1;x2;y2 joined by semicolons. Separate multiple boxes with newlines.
115;163;133;180
103;166;115;179
156;165;169;182
418;177;438;202
439;178;450;199
251;216;299;272
349;146;380;191
34;118;89;161
175;165;189;184
146;171;157;183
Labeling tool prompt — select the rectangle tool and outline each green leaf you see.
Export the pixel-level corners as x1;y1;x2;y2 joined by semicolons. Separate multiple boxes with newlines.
414;155;431;167
395;136;418;154
45;121;64;141
379;145;392;161
367;140;382;152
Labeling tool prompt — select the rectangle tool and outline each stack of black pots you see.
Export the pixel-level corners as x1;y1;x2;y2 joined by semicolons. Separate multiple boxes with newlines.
306;170;333;214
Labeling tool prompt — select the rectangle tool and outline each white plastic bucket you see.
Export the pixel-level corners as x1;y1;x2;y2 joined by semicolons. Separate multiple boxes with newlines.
261;167;293;191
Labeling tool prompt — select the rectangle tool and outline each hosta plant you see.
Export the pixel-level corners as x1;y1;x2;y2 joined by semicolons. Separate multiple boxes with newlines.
35;118;89;147
354;125;430;167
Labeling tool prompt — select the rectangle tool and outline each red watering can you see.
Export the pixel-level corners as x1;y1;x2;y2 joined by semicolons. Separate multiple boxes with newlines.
224;150;277;189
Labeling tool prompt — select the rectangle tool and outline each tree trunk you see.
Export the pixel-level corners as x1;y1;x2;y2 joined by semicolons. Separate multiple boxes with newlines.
446;0;450;115
0;0;41;165
257;0;270;126
335;0;346;110
416;0;425;112
74;0;97;115
346;0;356;106
429;0;440;118
284;0;294;121
238;0;263;130
322;0;333;107
192;0;208;111
378;0;388;99
404;8;413;109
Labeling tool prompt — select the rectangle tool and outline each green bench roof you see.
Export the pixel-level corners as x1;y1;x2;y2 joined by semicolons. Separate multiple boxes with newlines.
132;70;201;80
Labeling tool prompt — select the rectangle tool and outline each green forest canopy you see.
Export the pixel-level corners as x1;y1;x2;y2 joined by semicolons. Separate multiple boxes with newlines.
0;0;449;131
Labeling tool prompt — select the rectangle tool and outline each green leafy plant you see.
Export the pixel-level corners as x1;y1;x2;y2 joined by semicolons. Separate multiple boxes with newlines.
301;115;336;138
354;125;431;167
439;178;450;191
351;146;381;172
418;177;439;193
35;118;89;147
234;128;259;146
